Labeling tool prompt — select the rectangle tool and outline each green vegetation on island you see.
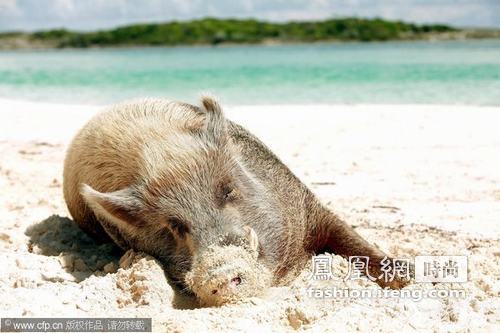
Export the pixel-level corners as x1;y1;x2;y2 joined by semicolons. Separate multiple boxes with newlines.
0;17;497;49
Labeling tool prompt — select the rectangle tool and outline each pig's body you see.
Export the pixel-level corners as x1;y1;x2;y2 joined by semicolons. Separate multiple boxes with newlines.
64;96;408;306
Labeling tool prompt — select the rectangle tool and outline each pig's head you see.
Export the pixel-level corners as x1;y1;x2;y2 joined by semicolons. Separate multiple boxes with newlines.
80;95;275;305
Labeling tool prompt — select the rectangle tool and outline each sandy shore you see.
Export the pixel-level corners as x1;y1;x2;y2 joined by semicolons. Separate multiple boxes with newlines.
0;99;499;332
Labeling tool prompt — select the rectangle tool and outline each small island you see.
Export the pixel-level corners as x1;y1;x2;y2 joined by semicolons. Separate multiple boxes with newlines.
1;17;499;49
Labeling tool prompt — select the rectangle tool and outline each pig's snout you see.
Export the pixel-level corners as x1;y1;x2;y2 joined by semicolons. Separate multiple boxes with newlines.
211;276;242;295
185;244;272;306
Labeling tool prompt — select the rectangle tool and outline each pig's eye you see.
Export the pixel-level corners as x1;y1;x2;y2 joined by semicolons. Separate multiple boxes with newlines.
219;184;238;203
167;217;191;236
223;187;235;201
223;187;234;199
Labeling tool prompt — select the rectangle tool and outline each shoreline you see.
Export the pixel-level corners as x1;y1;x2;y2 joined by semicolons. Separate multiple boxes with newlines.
1;35;499;51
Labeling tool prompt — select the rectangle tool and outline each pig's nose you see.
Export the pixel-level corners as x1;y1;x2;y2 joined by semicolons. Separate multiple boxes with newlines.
211;276;242;295
230;276;241;287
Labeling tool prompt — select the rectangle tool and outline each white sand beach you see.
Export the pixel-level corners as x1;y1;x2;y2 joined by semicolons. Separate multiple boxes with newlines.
0;99;499;332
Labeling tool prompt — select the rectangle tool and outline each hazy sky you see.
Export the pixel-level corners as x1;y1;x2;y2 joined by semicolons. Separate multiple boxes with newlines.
1;0;499;32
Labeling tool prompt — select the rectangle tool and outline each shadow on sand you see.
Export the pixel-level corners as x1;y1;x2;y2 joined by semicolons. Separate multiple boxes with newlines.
25;214;199;309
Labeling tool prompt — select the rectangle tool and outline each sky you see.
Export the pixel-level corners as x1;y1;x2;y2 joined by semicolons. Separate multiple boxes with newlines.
0;0;499;32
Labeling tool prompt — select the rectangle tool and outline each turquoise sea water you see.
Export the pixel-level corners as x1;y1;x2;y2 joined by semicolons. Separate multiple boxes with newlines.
0;39;499;105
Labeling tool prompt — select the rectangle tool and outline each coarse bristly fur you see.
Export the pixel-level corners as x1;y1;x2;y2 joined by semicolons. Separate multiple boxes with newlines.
63;95;410;306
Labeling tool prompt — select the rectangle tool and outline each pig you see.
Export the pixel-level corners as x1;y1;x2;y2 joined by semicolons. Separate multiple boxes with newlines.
63;95;409;306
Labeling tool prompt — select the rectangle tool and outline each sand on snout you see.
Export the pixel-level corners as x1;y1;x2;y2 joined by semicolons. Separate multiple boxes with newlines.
0;99;499;332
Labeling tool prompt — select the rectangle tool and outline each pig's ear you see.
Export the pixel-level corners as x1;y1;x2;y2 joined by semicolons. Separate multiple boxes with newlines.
243;226;259;257
80;184;145;228
200;93;226;142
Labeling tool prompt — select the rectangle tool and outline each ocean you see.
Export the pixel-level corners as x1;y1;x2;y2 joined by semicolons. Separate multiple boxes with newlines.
0;39;499;105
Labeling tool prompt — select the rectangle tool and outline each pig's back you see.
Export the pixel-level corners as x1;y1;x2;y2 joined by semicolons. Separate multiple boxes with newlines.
227;121;315;283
